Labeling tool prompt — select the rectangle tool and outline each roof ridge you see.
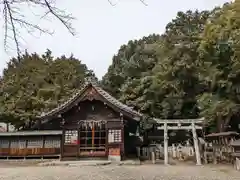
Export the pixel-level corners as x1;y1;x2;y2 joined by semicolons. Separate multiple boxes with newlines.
38;83;89;118
37;81;142;120
93;85;142;117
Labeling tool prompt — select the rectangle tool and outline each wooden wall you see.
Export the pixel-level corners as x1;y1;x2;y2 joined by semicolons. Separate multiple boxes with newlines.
36;98;139;159
63;100;120;129
61;100;123;158
0;135;61;158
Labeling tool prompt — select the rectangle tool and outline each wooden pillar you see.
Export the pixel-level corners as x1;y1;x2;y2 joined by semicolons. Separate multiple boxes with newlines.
92;123;95;147
164;122;168;165
121;115;125;159
191;122;201;165
60;130;65;160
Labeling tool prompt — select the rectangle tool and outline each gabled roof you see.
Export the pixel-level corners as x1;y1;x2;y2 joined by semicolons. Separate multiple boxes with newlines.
38;82;142;121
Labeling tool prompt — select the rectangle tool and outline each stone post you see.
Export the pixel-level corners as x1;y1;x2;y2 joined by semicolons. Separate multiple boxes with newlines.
191;122;201;165
164;122;168;165
172;144;176;158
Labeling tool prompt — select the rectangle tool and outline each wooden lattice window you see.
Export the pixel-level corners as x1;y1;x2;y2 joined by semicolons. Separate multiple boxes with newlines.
19;139;27;149
10;139;27;148
108;129;121;143
79;122;106;151
10;140;19;148
0;140;9;148
65;130;78;144
45;136;61;148
27;138;43;148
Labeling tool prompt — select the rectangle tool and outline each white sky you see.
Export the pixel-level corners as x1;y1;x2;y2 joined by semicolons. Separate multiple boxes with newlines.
0;0;231;79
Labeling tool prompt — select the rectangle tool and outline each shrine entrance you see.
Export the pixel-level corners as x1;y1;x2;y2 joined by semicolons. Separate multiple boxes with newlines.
40;81;140;161
62;120;107;158
78;120;107;157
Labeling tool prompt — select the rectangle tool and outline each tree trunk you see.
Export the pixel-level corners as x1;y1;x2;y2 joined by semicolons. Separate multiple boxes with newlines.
217;116;224;132
223;113;232;132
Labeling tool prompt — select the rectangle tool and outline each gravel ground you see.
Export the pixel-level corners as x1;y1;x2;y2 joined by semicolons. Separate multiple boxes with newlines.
0;164;239;180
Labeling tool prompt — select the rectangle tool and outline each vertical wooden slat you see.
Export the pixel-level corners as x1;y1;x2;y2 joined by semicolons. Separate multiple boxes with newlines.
106;123;109;156
43;136;45;148
78;129;80;158
121;125;124;159
92;123;95;147
61;130;64;159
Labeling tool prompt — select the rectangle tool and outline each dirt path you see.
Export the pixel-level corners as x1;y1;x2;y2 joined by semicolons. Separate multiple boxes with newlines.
0;163;239;180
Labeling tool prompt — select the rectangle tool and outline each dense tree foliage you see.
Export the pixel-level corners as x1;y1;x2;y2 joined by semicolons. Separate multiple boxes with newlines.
0;50;95;129
1;1;239;134
197;2;240;132
103;10;211;118
102;2;240;133
101;34;161;99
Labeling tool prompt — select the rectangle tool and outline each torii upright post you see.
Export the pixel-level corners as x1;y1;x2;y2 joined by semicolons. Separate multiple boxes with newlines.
164;122;169;165
191;122;201;165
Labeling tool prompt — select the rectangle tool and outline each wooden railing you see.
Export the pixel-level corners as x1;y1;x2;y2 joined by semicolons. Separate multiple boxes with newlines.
0;148;60;157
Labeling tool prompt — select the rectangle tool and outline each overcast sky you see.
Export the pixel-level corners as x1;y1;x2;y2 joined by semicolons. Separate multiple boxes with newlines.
0;0;231;79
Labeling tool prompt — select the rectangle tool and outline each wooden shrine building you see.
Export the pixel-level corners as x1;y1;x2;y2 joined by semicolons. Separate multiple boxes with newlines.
0;81;142;161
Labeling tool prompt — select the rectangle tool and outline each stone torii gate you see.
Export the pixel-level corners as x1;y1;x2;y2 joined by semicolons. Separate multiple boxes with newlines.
155;118;204;165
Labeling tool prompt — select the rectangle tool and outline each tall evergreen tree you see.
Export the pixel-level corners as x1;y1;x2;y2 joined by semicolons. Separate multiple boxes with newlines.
0;50;95;129
101;34;161;98
197;2;240;132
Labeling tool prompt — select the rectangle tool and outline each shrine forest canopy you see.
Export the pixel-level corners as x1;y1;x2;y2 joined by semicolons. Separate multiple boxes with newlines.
0;2;240;133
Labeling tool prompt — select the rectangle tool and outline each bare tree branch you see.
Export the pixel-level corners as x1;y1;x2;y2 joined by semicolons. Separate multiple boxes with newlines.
108;0;118;6
12;17;53;35
3;2;9;52
1;0;76;56
42;0;75;35
3;0;21;57
1;0;147;56
139;0;148;6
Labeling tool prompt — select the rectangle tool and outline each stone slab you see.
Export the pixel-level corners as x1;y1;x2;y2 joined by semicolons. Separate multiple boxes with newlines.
38;160;111;167
108;155;121;162
38;159;141;167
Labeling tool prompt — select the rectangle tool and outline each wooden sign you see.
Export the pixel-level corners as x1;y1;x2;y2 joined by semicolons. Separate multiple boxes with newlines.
65;130;78;144
71;135;78;144
108;129;121;143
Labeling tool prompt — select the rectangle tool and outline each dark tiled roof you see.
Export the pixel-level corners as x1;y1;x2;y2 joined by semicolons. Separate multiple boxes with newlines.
206;131;239;138
38;82;142;121
94;85;142;118
0;130;62;136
